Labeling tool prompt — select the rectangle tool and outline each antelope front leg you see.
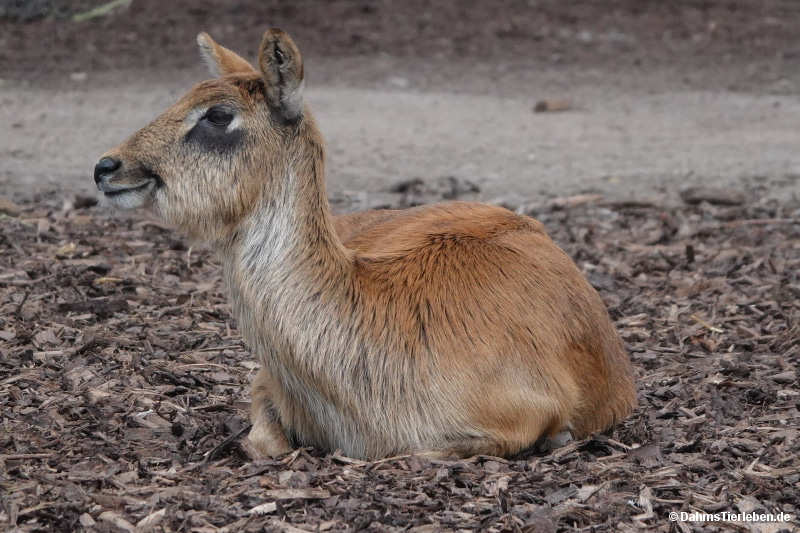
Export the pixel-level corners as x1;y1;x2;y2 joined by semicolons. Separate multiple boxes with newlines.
245;367;292;458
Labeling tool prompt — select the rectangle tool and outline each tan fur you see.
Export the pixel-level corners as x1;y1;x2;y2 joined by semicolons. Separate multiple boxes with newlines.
95;29;636;460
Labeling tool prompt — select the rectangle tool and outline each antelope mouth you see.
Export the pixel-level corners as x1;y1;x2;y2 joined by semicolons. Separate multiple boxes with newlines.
101;180;154;197
98;167;164;198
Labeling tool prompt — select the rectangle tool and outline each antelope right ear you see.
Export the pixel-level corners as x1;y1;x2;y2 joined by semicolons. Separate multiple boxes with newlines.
258;28;304;123
197;32;255;77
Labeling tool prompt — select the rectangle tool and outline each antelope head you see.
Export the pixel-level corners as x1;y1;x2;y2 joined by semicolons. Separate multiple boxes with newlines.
93;29;316;243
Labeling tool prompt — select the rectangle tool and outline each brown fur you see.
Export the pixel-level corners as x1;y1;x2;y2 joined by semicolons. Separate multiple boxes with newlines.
94;29;636;459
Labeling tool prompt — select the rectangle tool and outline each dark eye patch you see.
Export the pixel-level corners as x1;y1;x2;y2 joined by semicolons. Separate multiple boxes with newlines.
184;106;243;154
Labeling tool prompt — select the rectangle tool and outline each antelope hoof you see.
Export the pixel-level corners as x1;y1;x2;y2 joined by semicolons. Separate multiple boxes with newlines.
244;425;292;459
536;430;574;453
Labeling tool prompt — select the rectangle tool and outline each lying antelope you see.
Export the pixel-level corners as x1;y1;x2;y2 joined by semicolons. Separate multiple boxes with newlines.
93;29;636;459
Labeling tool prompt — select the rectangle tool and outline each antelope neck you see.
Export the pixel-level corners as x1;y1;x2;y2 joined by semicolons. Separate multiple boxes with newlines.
220;129;353;335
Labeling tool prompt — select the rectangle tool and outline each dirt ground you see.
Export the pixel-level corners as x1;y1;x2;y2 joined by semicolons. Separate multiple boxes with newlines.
1;1;799;532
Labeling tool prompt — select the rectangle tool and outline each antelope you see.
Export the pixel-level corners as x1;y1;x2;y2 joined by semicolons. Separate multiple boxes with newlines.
93;29;636;460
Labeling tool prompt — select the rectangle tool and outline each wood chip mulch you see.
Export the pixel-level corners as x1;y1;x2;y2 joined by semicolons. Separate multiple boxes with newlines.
1;188;798;532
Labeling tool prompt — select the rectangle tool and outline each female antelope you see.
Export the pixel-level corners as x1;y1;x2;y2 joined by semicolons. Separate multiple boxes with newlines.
94;29;636;459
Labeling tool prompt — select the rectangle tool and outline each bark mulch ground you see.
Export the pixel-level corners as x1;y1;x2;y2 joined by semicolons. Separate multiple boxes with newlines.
1;186;798;532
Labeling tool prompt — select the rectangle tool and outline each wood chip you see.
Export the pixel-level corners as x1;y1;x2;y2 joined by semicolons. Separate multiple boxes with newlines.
98;511;136;532
0;196;21;217
249;502;278;515
262;488;331;500
136;507;166;529
680;186;746;206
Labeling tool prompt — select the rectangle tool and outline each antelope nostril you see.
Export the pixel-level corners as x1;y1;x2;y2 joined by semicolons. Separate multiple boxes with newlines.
94;157;121;184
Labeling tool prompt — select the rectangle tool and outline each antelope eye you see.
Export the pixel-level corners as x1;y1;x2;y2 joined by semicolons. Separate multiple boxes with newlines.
204;107;234;127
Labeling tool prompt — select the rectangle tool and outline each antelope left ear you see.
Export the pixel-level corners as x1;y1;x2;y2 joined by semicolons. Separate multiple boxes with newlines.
258;28;304;123
197;32;255;77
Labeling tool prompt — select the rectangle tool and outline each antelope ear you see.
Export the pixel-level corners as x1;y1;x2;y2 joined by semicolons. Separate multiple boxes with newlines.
258;28;304;123
197;32;255;77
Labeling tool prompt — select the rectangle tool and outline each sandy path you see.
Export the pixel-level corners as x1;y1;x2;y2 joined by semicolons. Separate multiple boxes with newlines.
2;63;799;205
